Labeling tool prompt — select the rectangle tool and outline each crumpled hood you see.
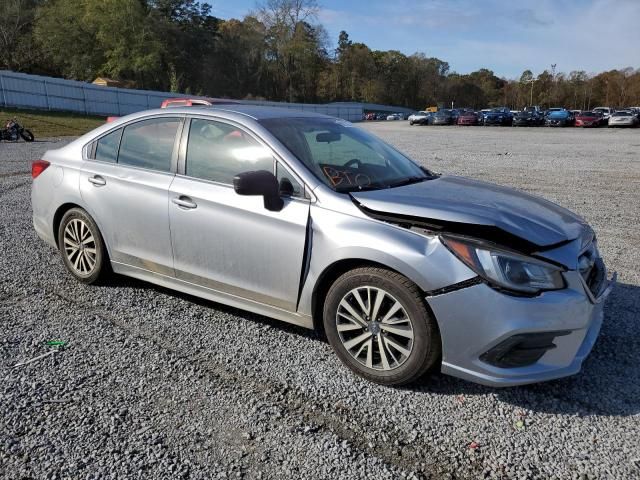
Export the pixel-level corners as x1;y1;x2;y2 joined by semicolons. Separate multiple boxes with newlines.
351;176;586;249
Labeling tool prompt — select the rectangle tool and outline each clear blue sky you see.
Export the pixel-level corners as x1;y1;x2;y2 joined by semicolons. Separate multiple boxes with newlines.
210;0;639;79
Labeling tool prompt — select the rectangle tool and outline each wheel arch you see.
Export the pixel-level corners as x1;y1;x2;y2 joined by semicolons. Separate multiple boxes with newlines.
53;203;83;248
52;203;112;260
310;258;430;333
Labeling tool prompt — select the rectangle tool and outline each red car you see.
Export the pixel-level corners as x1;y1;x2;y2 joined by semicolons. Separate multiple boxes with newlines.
160;98;213;108
575;111;605;127
457;111;479;125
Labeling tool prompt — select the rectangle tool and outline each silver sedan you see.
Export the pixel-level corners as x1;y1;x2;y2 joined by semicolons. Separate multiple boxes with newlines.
31;106;615;386
608;111;639;127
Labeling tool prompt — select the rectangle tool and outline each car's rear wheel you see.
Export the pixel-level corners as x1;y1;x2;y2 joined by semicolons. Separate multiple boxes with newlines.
323;267;441;386
57;208;109;284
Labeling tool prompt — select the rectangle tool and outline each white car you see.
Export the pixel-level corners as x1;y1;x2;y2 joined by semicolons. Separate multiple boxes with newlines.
592;107;613;120
386;114;401;121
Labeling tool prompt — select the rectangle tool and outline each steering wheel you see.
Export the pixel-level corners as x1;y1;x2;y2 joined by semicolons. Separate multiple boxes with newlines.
344;158;362;169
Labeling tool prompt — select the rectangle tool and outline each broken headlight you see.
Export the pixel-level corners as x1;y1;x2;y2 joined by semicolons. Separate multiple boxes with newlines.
441;236;565;294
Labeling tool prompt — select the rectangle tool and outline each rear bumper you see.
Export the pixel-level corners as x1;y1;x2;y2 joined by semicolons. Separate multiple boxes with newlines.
427;270;615;387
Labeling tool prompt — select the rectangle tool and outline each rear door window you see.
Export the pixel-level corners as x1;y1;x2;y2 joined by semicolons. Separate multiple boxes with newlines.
118;118;181;172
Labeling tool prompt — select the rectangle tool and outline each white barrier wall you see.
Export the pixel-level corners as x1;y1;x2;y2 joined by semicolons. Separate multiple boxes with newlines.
0;71;364;121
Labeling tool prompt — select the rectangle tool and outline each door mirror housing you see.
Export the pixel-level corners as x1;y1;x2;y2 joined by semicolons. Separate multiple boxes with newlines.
233;170;284;212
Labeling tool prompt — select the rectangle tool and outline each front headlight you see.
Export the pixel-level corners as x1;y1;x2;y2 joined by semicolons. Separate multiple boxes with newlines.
441;236;565;294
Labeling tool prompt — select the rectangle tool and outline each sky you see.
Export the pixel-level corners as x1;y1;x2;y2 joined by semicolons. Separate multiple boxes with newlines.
210;0;640;79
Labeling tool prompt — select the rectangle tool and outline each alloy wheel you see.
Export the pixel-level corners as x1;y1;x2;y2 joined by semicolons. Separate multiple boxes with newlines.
63;218;97;275
336;286;414;371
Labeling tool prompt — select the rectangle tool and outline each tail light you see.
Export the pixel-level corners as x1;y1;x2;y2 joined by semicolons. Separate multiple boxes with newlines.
32;160;50;179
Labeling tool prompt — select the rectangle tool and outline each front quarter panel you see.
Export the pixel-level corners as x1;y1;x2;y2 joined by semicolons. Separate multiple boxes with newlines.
297;202;477;317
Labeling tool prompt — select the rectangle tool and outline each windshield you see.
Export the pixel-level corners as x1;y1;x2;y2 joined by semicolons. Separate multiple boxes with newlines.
260;117;431;192
613;112;631;116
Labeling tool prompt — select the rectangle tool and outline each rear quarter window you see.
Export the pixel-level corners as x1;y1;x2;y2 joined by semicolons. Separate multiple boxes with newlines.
94;128;122;163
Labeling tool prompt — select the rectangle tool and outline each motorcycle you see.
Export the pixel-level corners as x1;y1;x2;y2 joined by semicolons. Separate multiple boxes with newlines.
0;118;35;142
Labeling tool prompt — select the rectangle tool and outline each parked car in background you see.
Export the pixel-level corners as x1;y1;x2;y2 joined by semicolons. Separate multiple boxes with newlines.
430;109;454;125
457;111;479;125
512;110;545;126
482;107;513;126
608;111;639;128
161;98;214;108
544;107;563;117
477;109;491;125
627;107;640;120
408;111;431;125
386;113;402;121
365;113;377;121
376;113;387;120
523;106;544;114
575;111;606;128
31;105;615;387
546;109;575;127
592;107;613;122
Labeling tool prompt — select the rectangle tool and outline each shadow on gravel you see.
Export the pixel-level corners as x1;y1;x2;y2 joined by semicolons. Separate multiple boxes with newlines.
410;282;640;417
104;274;324;342
107;273;640;417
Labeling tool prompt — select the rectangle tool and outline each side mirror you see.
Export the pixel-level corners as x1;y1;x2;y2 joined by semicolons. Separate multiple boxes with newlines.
233;170;284;212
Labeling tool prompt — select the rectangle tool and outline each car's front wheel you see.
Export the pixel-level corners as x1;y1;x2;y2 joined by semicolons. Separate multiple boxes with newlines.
323;267;441;386
57;208;109;284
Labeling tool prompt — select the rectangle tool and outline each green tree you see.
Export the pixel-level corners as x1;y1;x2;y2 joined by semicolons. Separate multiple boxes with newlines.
34;0;164;86
0;0;42;72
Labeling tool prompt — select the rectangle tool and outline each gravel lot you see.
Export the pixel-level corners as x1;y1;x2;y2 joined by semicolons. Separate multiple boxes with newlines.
1;125;639;479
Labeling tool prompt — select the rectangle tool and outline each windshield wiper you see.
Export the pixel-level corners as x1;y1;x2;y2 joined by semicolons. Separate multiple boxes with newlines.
386;176;431;189
334;184;382;193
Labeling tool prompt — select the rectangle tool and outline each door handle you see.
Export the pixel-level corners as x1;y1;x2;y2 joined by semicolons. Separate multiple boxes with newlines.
172;196;197;209
88;175;106;186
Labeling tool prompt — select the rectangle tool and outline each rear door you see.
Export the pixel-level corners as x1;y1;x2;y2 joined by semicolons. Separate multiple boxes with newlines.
168;117;310;311
80;116;183;275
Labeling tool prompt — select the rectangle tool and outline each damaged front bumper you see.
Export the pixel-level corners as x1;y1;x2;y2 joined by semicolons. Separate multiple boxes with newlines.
426;269;616;387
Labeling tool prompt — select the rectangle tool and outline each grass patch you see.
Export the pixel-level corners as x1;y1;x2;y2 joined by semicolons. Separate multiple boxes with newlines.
0;108;106;138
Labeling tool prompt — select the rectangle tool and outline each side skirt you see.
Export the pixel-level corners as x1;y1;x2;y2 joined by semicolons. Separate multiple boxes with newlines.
111;261;314;330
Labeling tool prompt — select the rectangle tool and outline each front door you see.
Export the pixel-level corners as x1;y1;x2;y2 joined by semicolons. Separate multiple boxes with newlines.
168;117;310;311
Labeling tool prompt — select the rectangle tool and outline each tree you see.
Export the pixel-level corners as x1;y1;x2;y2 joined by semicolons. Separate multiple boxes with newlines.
34;0;164;86
256;0;325;102
147;0;220;93
0;0;42;72
5;1;638;109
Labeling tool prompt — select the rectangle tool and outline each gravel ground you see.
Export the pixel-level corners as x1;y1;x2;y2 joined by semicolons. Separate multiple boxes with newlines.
1;126;639;479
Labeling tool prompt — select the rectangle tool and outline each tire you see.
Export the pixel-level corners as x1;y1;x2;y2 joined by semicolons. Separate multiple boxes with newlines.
323;267;441;386
57;208;110;284
409;120;414;126
20;129;34;142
